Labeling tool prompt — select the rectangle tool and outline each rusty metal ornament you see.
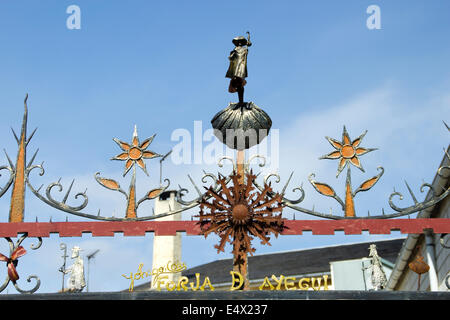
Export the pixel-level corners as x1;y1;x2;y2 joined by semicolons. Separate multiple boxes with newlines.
96;125;165;219
0;234;42;294
7;98;194;222
275;126;450;219
196;170;285;289
309;126;381;217
408;246;430;291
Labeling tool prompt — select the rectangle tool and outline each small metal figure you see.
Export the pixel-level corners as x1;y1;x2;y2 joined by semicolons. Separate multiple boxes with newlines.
368;244;387;290
226;32;252;104
59;246;86;292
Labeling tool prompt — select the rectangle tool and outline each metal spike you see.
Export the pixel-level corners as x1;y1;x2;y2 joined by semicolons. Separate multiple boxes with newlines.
27;148;39;168
281;171;294;195
367;210;370;217
35;216;38;223
57;177;62;184
97;209;101;216
404;180;418;204
37;184;43;193
10;128;19;145
62;179;75;204
26;127;38;146
65;216;68;222
188;174;202;197
382;208;385;216
443;120;450;132
49;216;52;223
293;213;296;220
3;149;14;170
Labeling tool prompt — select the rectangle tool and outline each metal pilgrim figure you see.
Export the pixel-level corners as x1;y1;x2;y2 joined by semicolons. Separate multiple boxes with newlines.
226;32;252;105
59;246;86;292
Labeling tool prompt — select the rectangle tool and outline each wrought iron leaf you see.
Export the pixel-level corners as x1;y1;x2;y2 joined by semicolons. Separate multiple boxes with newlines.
353;167;384;196
96;176;121;191
146;188;164;200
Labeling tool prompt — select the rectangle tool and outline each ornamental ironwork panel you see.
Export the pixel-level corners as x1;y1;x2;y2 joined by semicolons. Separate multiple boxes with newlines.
0;32;449;293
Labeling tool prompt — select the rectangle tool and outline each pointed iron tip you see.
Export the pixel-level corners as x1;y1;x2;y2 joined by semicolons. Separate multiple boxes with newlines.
3;149;14;168
133;125;138;137
10;128;19;145
26;127;38;145
27;148;39;168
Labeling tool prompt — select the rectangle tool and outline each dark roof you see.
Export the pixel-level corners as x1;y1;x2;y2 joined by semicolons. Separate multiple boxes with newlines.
132;238;404;291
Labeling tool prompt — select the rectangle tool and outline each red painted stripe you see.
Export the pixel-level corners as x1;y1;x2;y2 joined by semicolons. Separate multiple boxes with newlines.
0;219;448;238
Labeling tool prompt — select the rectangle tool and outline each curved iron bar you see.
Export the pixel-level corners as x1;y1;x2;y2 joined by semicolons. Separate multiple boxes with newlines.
0;233;42;294
217;156;237;176
285;179;450;220
250;156;450;220
46;180;89;212
0;165;14;199
246;154;266;172
136;178;170;209
252;167;306;205
25;160;196;221
176;169;231;206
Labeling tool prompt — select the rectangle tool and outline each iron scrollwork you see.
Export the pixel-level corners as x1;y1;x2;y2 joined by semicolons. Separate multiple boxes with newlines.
0;233;42;294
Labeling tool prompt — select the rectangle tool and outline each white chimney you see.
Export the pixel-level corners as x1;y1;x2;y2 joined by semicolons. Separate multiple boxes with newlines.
151;190;182;289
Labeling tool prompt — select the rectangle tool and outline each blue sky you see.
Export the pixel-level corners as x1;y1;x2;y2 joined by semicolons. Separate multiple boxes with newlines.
0;0;449;293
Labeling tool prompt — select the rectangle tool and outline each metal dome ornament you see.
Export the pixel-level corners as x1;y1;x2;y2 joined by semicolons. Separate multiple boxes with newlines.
212;31;272;151
211;102;272;150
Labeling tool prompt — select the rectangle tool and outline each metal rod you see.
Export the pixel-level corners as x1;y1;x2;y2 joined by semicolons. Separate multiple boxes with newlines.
86;249;100;293
59;243;68;292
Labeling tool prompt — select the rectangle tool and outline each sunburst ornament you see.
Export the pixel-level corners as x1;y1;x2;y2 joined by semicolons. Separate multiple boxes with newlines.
320;126;377;177
309;126;383;217
197;170;285;289
95;125;165;219
112;125;161;177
